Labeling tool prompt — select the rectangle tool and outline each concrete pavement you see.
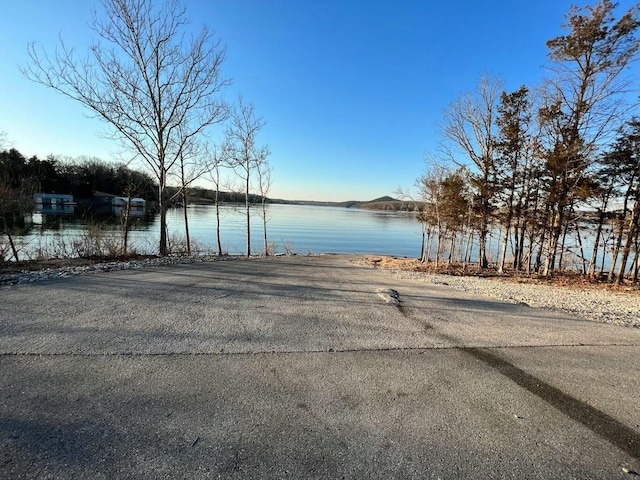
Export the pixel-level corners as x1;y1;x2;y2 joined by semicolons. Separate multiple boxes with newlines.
1;254;638;478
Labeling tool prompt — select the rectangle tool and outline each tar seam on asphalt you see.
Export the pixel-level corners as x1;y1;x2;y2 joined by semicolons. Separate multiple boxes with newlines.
0;343;639;357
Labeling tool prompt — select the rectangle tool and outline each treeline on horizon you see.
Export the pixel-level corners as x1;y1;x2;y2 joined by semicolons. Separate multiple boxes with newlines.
0;147;412;213
0;147;265;211
405;1;639;285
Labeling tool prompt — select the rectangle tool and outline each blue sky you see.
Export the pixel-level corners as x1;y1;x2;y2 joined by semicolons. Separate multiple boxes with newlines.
1;1;638;201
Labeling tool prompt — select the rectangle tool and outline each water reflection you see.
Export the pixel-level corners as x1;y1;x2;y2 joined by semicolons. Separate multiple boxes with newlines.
13;204;422;258
7;203;617;268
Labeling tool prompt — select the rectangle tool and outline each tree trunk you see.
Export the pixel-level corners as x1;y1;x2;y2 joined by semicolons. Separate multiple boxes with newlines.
516;219;528;271
534;227;546;273
607;219;624;282
543;229;559;276
631;246;639;284
497;222;510;273
158;169;168;256
434;229;442;269
543;207;564;276
608;185;633;282
2;216;19;262
574;221;587;275
600;231;609;275
122;194;132;256
615;204;639;284
215;188;222;256
526;230;535;274
262;199;268;256
424;227;433;263
183;187;191;256
180;154;191;256
512;222;521;271
463;230;473;271
245;173;251;257
448;232;456;265
557;219;570;272
478;222;488;268
588;208;606;277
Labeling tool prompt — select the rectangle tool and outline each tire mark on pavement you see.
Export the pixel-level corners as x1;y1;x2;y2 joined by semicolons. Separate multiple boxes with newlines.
392;286;640;459
464;347;640;459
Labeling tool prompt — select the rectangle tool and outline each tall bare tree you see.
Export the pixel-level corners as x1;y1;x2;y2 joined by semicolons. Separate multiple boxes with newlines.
169;137;210;256
23;0;230;255
441;73;504;268
224;98;269;257
417;159;448;268
256;160;273;256
205;146;226;256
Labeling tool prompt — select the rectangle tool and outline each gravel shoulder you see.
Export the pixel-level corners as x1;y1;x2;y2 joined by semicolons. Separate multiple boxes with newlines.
390;269;640;328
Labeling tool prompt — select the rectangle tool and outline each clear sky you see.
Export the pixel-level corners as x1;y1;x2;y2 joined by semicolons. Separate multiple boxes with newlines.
1;1;638;201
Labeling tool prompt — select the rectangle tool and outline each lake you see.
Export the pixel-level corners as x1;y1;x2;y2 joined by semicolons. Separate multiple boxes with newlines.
186;204;424;256
15;204;425;259
10;203;623;273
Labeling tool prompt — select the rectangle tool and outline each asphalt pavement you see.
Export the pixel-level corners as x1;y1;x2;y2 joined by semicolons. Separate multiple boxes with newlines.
1;254;638;479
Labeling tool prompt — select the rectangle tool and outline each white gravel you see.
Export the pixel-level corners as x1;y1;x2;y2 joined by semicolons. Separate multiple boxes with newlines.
390;269;640;329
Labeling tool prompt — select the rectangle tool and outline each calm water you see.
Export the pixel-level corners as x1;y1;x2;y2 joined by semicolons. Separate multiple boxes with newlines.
167;204;423;256
12;204;623;272
17;204;424;258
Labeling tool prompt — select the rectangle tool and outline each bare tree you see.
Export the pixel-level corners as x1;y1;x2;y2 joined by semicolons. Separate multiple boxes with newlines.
256;160;273;256
23;0;230;255
395;187;428;260
417;158;449;268
205;146;227;256
224;98;268;257
168;138;210;256
441;73;504;268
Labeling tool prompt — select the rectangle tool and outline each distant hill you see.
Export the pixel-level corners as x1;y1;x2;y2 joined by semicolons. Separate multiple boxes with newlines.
368;196;397;203
184;186;423;212
353;197;423;211
270;196;423;212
